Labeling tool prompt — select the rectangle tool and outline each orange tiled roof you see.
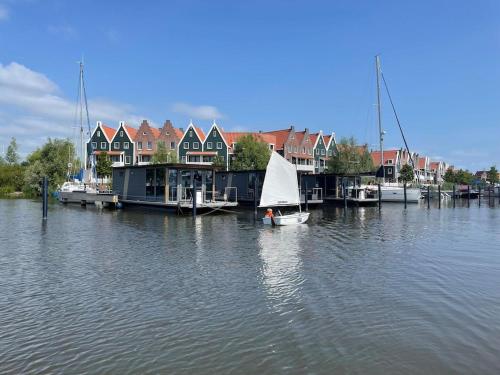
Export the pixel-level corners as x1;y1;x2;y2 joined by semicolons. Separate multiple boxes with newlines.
417;157;427;169
194;127;205;142
101;125;116;141
264;128;293;150
150;127;160;138
124;125;137;139
174;128;184;139
370;150;398;165
223;132;276;147
429;162;440;169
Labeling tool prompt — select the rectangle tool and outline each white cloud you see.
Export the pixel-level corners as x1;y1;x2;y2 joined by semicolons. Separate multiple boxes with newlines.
0;5;9;21
0;62;149;158
171;102;225;120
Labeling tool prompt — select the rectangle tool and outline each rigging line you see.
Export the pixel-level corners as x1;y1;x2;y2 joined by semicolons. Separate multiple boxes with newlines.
380;72;416;171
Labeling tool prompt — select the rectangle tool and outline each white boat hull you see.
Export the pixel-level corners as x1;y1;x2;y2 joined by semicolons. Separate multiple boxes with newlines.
379;186;421;203
262;212;310;226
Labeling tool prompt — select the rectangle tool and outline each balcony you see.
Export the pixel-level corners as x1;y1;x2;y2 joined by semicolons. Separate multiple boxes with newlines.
112;161;124;167
296;164;315;172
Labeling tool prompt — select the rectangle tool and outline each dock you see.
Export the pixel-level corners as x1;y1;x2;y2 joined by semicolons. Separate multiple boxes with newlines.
59;191;119;206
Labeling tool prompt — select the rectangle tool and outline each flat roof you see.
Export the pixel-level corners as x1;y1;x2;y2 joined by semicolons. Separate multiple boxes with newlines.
112;163;220;171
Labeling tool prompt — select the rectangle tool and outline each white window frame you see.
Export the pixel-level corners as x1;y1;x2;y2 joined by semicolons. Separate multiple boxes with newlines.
217;142;223;149
125;156;131;164
184;142;189;149
206;142;213;149
316;149;319;155
97;130;101;137
114;142;120;149
321;149;325;155
193;142;200;149
100;142;107;149
189;130;193;137
147;141;152;150
170;141;175;150
137;141;142;150
213;130;217;137
123;142;129;149
181;156;186;163
120;130;124;137
91;142;97;149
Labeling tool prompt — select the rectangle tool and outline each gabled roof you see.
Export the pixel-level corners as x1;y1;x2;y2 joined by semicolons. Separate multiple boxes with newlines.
180;122;206;143
101;124;116;142
429;161;441;170
174;128;184;138
417;157;428;169
124;125;137;139
370;150;399;165
223;132;276;148
150;127;160;138
264;128;293;150
309;132;324;149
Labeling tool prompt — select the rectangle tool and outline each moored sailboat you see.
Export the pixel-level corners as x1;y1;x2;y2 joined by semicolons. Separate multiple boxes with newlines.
260;152;310;225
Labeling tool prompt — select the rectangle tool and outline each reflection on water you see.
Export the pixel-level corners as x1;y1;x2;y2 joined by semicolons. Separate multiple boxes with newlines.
1;200;500;374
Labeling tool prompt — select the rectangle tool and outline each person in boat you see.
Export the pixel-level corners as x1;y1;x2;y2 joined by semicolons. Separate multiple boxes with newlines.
265;208;274;218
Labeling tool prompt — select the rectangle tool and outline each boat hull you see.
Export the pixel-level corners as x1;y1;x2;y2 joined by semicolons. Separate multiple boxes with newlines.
262;212;310;226
379;187;421;203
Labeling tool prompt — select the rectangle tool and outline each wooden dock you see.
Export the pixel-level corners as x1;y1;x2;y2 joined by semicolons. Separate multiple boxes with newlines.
59;191;119;206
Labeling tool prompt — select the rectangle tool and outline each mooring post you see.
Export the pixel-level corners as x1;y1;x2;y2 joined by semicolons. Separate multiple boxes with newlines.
498;186;500;205
427;185;431;208
305;181;309;211
378;183;381;210
42;176;48;220
478;186;481;207
438;185;441;209
343;182;347;210
467;185;470;207
403;183;407;209
253;173;258;220
192;184;197;218
453;185;456;208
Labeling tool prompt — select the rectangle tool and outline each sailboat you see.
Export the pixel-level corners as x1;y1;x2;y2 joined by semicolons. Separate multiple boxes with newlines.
370;55;421;203
259;152;310;225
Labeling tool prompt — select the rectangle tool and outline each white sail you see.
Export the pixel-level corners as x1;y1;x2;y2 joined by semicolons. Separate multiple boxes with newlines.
259;152;300;207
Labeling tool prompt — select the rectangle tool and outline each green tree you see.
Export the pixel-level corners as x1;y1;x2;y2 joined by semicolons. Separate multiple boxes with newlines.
151;141;178;164
211;154;226;169
5;137;20;165
327;137;373;174
443;167;456;183
24;138;78;192
96;152;113;178
230;134;271;170
455;169;474;185
487;166;499;184
398;164;415;183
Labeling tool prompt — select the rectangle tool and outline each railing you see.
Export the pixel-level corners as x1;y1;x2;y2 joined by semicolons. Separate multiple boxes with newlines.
300;187;323;202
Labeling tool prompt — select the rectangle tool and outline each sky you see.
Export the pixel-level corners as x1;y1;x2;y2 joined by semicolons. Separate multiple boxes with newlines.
0;0;499;170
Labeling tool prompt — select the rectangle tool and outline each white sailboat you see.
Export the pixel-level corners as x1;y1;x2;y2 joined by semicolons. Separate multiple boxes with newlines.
259;152;310;225
371;55;421;203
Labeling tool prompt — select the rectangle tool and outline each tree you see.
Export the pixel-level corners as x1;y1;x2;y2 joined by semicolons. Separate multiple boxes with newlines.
230;135;271;170
211;154;226;169
96;152;113;178
24;138;78;192
455;169;474;185
151;141;178;164
398;164;415;183
327;137;373;174
443;167;456;183
5;137;20;165
487;166;499;185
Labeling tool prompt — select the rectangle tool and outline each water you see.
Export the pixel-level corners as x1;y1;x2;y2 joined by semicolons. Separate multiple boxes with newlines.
1;199;499;374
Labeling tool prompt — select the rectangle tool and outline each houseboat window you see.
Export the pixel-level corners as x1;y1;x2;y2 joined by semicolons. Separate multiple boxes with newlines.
120;131;124;137
91;142;97;149
217;142;223;149
156;168;165;198
168;169;178;201
97;130;101;137
147;141;152;150
206;142;213;149
146;168;155;197
193;142;200;149
184;142;189;149
114;142;120;149
124;142;129;149
137;141;142;150
170;141;175;150
125;156;131;164
101;142;107;149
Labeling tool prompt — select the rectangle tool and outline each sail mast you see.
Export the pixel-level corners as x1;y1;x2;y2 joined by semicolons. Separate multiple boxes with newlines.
375;55;385;183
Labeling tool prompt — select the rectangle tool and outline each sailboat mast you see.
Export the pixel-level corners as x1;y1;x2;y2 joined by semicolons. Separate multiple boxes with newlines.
78;62;85;170
375;55;385;182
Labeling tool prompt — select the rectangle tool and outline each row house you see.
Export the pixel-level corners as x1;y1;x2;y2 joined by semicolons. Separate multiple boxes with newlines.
370;149;401;182
135;120;183;165
430;161;447;184
87;121;116;161
178;121;207;165
310;132;328;173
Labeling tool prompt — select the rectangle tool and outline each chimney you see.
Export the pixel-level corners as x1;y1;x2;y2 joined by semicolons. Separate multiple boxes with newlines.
141;120;148;126
290;125;295;131
305;127;309;133
164;120;172;127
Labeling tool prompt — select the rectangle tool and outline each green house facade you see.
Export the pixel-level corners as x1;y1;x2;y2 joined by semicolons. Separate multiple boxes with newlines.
312;132;327;174
203;122;229;170
110;121;136;166
178;122;206;164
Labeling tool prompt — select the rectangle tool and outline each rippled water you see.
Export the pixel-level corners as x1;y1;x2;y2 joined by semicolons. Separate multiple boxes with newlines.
1;199;499;374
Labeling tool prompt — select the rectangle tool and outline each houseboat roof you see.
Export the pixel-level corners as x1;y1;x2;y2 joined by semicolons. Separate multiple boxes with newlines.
113;163;219;170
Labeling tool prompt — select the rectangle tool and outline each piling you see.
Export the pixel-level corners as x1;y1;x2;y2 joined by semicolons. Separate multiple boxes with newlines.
438;185;441;209
253;173;258;220
467;185;470;207
498;186;500;205
378;183;381;210
488;185;492;206
427;185;430;209
42;176;48;220
453;185;456;208
403;183;407;209
478;186;481;207
305;182;309;211
343;182;347;210
192;185;197;217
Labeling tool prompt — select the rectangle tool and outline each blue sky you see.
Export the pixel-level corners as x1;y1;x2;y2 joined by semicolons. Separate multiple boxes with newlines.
0;0;499;170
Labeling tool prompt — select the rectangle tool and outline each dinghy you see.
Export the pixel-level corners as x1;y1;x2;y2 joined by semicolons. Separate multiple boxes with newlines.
259;152;310;226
